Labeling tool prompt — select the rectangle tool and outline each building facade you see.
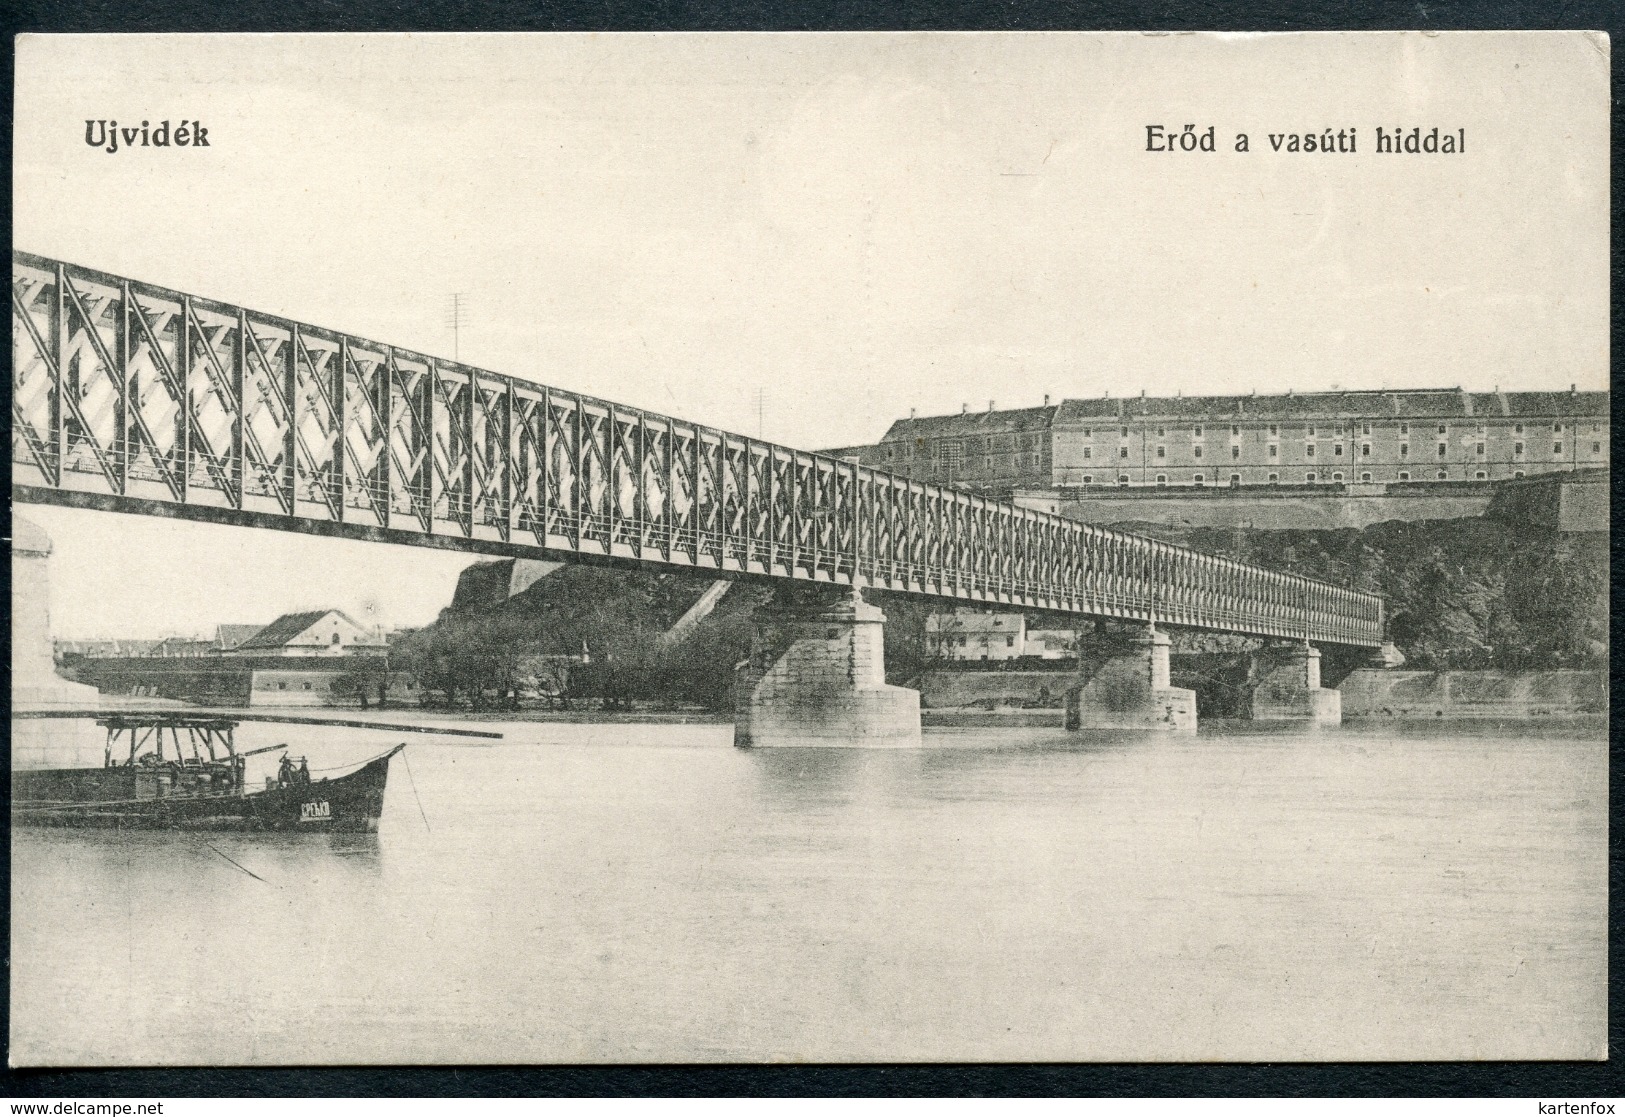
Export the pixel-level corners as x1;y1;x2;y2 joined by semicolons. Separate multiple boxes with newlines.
925;611;1080;662
833;388;1608;494
1022;629;1077;660
226;610;388;658
926;610;1028;661
828;404;1056;492
55;638;161;660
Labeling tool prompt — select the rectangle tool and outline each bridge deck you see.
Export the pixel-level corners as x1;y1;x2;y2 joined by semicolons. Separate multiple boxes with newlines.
11;252;1384;646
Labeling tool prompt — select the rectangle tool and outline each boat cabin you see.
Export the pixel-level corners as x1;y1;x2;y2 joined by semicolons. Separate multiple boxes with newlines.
15;715;252;804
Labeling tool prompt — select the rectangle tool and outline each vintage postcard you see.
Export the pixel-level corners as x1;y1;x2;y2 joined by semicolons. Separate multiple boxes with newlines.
9;31;1608;1065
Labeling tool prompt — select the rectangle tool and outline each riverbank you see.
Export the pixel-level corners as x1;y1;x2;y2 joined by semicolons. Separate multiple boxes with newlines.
1339;668;1606;720
307;706;732;725
250;665;1609;729
922;708;1064;728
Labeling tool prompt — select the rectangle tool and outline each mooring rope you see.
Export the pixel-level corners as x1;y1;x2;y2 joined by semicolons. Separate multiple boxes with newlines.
400;750;431;833
300;746;401;774
207;843;270;884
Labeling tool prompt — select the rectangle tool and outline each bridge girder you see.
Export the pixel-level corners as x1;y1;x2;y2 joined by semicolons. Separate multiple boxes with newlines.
10;252;1385;647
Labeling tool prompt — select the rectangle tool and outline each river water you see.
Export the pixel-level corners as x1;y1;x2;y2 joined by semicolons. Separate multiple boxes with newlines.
10;717;1606;1065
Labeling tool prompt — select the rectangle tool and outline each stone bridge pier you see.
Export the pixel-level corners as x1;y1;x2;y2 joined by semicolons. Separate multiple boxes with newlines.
1066;623;1197;732
733;585;921;749
12;514;104;769
1248;640;1341;726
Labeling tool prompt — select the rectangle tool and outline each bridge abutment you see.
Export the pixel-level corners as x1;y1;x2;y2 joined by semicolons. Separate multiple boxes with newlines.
11;514;104;769
1066;624;1197;732
1248;641;1341;726
1365;641;1408;670
733;586;921;749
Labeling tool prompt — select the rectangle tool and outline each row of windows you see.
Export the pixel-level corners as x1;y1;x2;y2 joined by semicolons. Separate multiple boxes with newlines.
946;634;1018;648
909;426;1602;465
930;434;1043;454
1075;470;1520;486
1077;440;1593;460
1076;421;1587;439
931;454;1043;473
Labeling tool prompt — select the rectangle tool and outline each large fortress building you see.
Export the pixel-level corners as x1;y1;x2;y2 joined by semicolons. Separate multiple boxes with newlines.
831;387;1608;496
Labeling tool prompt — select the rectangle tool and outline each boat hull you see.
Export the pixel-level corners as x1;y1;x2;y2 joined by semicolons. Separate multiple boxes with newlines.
13;747;402;833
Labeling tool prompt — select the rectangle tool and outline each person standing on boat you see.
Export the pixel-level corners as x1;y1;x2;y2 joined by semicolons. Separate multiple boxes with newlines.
278;755;295;788
298;758;311;787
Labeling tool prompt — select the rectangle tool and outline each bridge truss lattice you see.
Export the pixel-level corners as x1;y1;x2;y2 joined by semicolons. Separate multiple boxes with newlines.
11;252;1384;646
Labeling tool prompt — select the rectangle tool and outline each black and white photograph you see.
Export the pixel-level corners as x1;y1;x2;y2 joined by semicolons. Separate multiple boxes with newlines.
8;30;1609;1066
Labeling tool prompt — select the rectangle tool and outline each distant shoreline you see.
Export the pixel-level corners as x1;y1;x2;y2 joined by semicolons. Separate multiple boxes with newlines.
356;707;731;726
291;706;1609;733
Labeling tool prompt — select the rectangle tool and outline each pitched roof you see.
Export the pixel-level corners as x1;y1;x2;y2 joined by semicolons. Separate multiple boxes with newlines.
215;624;266;649
152;636;215;654
1053;398;1125;421
880;405;1056;443
234;610;355;650
1496;390;1609;418
925;611;1025;633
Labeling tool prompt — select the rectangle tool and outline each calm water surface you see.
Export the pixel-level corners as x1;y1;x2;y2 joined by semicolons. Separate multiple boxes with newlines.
10;718;1606;1064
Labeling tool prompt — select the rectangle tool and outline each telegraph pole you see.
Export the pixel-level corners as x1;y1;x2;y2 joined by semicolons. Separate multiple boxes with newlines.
446;293;470;362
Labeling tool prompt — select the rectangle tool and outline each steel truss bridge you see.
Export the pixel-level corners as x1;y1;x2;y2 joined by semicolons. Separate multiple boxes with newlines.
11;252;1384;647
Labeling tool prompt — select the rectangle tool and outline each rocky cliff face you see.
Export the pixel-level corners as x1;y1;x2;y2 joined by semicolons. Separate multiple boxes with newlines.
413;513;1606;708
448;558;558;611
402;561;772;709
1111;517;1608;671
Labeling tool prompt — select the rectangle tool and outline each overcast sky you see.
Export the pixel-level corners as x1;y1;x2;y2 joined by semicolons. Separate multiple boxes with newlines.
13;32;1609;637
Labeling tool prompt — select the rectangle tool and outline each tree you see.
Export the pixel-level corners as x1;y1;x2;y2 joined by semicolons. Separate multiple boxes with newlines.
331;658;391;709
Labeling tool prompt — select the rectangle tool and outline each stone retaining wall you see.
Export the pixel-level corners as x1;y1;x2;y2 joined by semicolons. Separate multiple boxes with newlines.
1339;669;1605;718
